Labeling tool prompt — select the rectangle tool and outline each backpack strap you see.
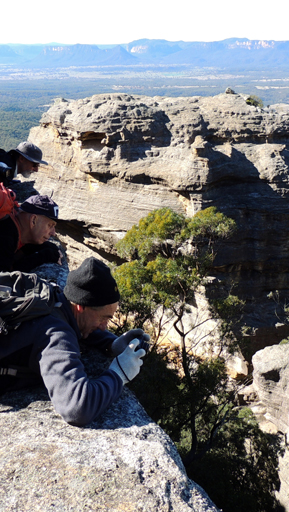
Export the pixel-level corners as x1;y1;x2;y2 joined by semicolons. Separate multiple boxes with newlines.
3;211;23;250
10;213;23;250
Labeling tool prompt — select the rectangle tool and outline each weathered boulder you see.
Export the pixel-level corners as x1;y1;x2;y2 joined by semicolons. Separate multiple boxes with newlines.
252;344;289;510
26;92;289;351
252;344;289;433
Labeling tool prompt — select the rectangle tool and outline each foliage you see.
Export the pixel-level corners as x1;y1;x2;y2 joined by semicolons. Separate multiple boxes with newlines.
0;79;288;151
212;294;246;319
116;207;186;260
128;344;282;512
113;206;282;511
246;94;264;108
188;408;282;512
115;206;236;328
180;206;236;241
279;337;289;345
0;109;42;150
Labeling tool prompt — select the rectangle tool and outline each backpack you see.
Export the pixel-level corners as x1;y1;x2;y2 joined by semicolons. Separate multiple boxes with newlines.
0;183;19;220
0;271;61;335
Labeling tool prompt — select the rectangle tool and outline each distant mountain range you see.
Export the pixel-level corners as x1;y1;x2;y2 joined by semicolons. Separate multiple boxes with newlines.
1;39;289;70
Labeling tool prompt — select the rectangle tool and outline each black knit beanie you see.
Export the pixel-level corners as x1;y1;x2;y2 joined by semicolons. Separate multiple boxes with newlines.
64;257;120;307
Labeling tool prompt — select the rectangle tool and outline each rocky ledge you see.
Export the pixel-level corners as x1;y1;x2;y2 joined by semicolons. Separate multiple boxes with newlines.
0;377;219;512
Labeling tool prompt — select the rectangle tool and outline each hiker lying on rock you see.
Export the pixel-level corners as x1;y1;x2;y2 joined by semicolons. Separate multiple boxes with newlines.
0;194;61;272
0;257;149;426
0;141;48;186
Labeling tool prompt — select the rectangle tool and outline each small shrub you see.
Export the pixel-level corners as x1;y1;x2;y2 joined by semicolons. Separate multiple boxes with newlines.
246;95;264;108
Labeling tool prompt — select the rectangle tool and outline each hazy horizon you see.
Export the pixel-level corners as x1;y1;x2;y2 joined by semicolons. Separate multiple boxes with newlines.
2;0;287;46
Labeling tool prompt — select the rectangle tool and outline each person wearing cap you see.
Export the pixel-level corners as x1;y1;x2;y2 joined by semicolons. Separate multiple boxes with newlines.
0;194;61;272
0;257;149;426
0;141;48;186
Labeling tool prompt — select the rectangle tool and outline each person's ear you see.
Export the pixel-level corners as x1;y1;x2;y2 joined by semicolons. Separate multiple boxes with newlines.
30;214;37;228
76;304;85;313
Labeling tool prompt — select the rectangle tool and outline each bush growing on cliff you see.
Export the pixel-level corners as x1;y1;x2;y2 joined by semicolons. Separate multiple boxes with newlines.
113;206;282;512
246;94;264;108
115;206;236;330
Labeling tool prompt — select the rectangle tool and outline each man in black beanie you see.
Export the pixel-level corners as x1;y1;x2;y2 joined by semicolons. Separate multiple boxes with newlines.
0;257;149;426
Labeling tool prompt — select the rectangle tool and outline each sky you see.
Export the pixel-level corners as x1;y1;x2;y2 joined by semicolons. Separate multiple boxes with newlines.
1;0;287;45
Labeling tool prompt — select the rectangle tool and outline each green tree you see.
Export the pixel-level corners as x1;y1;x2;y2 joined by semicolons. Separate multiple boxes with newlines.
115;206;239;458
113;206;282;512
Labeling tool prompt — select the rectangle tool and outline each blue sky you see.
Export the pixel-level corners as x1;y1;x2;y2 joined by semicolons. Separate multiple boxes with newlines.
2;0;287;45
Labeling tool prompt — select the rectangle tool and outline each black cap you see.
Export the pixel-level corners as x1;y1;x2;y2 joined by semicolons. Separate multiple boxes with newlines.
64;257;120;307
14;141;48;165
20;195;59;220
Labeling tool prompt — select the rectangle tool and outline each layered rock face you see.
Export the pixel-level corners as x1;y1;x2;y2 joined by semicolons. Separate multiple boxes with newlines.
28;91;289;351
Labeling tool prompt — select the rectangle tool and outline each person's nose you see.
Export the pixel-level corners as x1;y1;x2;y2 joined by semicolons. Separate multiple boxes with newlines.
50;226;56;236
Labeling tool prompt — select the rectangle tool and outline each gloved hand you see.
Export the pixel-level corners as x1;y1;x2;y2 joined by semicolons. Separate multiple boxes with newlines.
109;339;146;384
111;328;150;356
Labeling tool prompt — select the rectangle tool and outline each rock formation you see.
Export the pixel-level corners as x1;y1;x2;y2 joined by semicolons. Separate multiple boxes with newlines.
26;91;289;356
5;90;289;510
252;344;289;433
252;344;289;510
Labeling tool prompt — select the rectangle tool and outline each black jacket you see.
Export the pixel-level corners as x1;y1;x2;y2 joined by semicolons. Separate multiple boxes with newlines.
0;149;17;186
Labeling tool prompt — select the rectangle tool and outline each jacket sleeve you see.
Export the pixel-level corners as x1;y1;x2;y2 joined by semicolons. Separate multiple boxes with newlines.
13;241;60;272
30;317;123;426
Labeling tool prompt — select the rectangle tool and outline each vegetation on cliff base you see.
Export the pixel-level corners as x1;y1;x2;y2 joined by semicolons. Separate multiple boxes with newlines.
112;206;282;512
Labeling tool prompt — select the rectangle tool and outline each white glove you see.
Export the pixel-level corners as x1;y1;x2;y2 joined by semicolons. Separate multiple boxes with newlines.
111;328;150;356
109;338;146;384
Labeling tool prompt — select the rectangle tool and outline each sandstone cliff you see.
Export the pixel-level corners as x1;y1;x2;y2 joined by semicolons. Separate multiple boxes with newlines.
27;91;289;356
